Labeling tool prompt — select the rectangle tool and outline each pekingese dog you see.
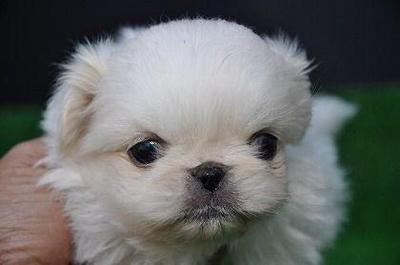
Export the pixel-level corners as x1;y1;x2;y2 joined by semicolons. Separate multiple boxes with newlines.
40;19;355;265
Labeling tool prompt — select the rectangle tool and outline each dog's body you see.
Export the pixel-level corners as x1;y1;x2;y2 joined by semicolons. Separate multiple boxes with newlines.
40;19;354;265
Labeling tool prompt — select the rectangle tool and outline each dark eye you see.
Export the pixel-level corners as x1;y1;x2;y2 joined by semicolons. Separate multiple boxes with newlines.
127;139;162;166
249;132;278;160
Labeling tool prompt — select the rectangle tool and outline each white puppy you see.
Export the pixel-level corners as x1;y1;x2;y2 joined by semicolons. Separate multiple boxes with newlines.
40;19;355;265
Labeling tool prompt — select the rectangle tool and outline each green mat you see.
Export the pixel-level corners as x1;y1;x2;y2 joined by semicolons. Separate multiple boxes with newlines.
1;84;399;264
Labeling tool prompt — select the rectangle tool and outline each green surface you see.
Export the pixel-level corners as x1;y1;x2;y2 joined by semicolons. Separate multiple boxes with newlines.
1;84;399;264
324;85;400;265
0;105;43;155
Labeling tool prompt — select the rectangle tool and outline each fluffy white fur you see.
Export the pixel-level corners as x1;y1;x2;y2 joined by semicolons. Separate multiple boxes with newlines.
40;19;355;265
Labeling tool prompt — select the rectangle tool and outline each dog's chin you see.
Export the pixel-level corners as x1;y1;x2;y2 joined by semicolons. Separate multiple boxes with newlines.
130;205;251;245
182;205;239;222
160;182;259;241
171;204;256;241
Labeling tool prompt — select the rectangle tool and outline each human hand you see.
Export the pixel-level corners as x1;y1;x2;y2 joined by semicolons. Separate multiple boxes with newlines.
0;139;71;265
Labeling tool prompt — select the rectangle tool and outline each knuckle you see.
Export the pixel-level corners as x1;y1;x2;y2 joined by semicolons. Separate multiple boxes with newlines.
12;141;32;153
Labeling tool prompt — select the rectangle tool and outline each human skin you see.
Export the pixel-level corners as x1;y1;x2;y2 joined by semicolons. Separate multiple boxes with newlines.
0;139;71;265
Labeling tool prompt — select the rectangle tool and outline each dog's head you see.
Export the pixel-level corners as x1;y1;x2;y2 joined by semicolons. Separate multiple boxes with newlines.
46;19;311;243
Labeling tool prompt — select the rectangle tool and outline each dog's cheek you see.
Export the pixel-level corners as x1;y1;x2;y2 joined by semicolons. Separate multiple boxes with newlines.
77;155;143;208
116;161;187;222
230;152;287;214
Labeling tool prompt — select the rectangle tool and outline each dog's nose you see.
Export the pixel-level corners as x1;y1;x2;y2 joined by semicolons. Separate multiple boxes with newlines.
189;162;227;192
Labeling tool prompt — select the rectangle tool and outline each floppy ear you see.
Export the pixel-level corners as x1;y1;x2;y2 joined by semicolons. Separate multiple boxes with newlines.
263;34;312;77
43;39;113;155
263;34;313;143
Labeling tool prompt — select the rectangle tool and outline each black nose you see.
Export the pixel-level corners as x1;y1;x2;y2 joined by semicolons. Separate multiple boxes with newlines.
189;162;227;192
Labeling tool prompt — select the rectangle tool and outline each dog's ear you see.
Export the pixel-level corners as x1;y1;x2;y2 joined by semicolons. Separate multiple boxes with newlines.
45;40;113;155
263;34;312;77
262;34;313;143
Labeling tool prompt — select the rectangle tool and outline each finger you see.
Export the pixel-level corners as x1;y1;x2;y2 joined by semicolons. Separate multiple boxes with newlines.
0;138;47;168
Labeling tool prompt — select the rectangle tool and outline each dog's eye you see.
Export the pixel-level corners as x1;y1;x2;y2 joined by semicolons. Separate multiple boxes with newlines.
249;132;278;160
127;139;161;165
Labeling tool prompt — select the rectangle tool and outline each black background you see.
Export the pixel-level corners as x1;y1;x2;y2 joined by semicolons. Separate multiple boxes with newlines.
1;0;399;104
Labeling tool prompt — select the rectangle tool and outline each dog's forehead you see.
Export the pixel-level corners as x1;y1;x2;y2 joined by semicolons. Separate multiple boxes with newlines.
88;20;310;149
101;23;287;135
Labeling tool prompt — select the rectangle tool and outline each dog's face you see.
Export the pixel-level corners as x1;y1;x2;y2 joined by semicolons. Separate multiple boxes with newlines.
48;19;311;242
